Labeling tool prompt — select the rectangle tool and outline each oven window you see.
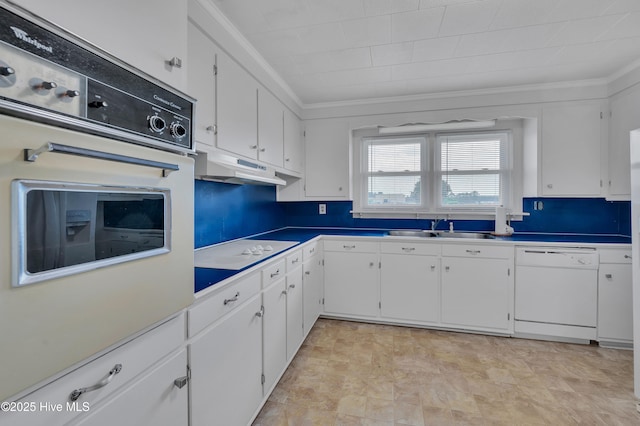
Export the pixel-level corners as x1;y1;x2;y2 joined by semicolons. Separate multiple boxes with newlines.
15;181;170;285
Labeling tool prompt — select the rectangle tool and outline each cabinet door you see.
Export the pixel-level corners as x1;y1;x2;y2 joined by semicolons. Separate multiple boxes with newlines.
324;251;379;317
609;89;640;199
70;350;188;426
303;257;323;336
286;269;304;360
262;279;287;394
258;89;284;167
304;119;350;198
190;295;263;426
187;22;217;148
284;109;303;173
14;0;187;92
380;254;439;323
441;257;510;331
216;51;258;159
541;102;602;196
598;264;633;342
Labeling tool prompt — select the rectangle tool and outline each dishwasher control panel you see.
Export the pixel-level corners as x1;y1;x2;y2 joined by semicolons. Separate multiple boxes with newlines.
515;247;599;269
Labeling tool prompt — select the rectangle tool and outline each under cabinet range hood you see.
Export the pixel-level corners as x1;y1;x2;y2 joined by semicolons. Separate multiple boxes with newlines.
194;150;286;186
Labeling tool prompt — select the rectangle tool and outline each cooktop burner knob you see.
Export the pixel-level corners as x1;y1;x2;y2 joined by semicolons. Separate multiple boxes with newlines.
35;80;57;90
148;115;166;133
62;90;80;98
170;122;187;139
88;100;108;108
0;66;14;76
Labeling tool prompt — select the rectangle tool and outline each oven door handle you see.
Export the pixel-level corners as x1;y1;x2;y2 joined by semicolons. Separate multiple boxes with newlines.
24;142;179;177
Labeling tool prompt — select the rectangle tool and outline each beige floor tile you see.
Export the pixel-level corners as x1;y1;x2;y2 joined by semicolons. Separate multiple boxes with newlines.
252;319;640;426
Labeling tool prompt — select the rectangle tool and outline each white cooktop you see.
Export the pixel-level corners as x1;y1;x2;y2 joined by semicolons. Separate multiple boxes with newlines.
194;239;299;270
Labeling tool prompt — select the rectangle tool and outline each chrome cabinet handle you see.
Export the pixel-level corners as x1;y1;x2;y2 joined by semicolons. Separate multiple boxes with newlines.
605;274;613;279
343;245;356;249
250;145;258;149
255;306;264;318
289;284;296;289
282;290;288;295
168;57;182;68
305;271;311;275
466;250;481;255
24;142;179;177
223;291;240;305
259;148;266;152
270;269;280;278
625;255;632;259
69;364;122;401
402;247;415;252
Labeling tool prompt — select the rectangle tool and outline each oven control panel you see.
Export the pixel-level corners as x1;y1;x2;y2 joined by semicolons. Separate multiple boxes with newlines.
0;5;193;154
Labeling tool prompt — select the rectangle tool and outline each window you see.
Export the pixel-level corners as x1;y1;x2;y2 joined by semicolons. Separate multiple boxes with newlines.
354;128;514;218
437;132;510;209
363;137;426;208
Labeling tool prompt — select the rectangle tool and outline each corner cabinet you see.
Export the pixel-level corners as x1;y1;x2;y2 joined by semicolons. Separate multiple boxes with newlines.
608;86;640;200
323;240;380;318
14;0;188;92
539;101;604;196
440;244;514;333
304;119;351;199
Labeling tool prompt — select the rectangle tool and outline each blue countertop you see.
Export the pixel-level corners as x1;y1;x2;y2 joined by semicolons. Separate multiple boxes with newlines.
195;227;631;293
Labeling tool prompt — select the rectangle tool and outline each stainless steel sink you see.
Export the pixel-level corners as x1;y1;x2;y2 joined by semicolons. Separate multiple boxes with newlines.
387;230;494;239
433;231;495;239
387;230;436;237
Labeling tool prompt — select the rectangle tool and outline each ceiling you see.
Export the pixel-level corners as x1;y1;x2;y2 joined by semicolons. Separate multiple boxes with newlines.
210;0;640;106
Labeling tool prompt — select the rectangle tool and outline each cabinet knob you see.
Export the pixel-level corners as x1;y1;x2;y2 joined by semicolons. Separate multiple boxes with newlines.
625;254;632;259
285;158;290;162
546;183;553;189
338;187;343;191
250;145;258;150
174;376;189;389
369;262;374;267
430;265;436;271
605;273;613;279
260;148;266;152
168;57;182;68
445;266;450;272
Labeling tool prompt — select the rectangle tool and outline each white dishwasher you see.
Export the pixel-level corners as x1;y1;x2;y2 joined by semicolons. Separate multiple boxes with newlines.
515;247;599;343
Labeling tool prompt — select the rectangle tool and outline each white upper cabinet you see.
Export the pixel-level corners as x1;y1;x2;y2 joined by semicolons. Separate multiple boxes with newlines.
304;118;351;199
216;50;259;159
608;87;640;200
257;88;284;167
283;109;303;174
187;21;217;148
14;0;188;92
539;101;603;197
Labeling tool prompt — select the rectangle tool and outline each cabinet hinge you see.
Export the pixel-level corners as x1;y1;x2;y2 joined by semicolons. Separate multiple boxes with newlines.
507;268;510;276
322;298;325;305
322;259;325;266
378;261;381;269
600;111;603;119
379;301;381;309
213;64;218;75
600;180;603;188
303;130;306;138
261;374;265;385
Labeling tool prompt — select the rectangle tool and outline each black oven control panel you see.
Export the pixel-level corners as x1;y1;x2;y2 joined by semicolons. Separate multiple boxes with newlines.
0;4;194;153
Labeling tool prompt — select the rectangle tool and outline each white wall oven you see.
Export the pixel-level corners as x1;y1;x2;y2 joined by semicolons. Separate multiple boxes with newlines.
0;2;194;401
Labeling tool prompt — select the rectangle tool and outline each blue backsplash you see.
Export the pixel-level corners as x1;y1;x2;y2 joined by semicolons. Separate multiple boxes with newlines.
194;181;631;247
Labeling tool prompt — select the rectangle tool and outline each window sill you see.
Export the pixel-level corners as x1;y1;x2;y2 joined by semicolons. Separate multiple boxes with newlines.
350;210;528;221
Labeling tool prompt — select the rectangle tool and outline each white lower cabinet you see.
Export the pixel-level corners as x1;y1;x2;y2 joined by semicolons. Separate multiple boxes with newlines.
323;240;380;318
302;243;324;337
189;294;263;426
262;278;287;394
70;350;188;426
441;245;513;333
286;268;305;360
380;242;440;323
598;249;633;346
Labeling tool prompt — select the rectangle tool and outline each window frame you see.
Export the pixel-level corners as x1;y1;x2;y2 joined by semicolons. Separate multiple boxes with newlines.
352;124;519;219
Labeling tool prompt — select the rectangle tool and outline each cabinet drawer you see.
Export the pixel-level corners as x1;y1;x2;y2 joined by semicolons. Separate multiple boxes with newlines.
303;241;320;261
381;241;440;256
189;273;261;337
286;250;303;272
323;240;379;253
262;259;286;286
6;314;185;426
442;244;512;259
599;248;632;264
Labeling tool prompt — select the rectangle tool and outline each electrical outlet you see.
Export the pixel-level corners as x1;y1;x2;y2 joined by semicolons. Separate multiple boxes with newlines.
319;204;326;215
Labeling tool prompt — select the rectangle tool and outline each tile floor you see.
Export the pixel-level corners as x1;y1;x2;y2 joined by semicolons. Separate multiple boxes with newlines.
252;318;639;425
